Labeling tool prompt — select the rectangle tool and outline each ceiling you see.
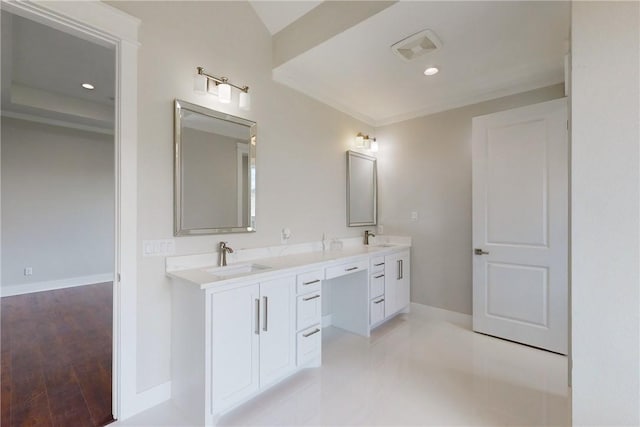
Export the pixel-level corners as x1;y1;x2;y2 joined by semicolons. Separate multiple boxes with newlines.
251;1;570;126
1;11;115;132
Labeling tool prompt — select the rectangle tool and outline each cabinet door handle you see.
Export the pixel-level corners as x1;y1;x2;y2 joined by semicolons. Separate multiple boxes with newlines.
374;274;384;279
400;259;403;279
374;298;385;304
303;279;320;285
263;296;268;332
303;328;320;338
254;298;260;335
345;266;358;272
397;260;402;280
374;262;385;266
303;294;320;301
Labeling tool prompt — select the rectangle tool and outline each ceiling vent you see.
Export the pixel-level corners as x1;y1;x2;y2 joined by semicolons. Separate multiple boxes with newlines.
391;29;442;61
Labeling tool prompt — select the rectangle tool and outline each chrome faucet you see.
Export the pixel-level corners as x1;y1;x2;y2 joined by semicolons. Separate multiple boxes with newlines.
364;230;375;245
218;241;234;266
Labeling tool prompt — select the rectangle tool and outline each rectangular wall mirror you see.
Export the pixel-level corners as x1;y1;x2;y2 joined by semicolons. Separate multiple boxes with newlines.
347;150;377;226
174;99;256;235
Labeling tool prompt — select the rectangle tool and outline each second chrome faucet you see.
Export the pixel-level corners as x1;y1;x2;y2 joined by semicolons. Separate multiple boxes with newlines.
218;241;234;266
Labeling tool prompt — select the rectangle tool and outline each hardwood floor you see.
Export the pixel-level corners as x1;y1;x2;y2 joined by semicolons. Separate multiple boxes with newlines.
1;282;113;426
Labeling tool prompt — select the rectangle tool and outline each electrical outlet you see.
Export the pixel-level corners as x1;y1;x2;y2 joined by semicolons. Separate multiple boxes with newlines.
411;211;419;221
281;228;291;244
24;267;33;276
377;224;384;234
143;239;176;257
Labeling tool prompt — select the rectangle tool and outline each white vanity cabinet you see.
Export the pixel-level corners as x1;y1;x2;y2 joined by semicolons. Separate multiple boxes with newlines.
172;275;296;426
384;250;411;318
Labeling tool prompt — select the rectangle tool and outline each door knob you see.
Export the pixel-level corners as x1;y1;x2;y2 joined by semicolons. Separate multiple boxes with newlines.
474;248;490;255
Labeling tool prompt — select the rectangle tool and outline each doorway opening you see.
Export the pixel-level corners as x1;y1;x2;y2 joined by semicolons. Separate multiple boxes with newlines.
1;10;116;426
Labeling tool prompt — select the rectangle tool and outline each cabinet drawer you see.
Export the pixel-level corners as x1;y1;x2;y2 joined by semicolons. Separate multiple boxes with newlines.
297;325;321;366
370;272;385;299
325;259;368;280
370;297;385;325
370;256;385;273
296;270;323;294
297;292;321;331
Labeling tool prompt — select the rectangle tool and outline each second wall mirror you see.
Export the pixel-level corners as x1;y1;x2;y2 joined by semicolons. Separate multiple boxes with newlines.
347;150;377;226
174;99;256;235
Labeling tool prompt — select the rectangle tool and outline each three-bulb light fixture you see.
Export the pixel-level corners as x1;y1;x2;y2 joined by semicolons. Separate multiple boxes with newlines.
355;132;378;152
193;66;251;110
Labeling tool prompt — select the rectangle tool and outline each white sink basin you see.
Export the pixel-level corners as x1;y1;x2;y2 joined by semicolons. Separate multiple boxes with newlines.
372;244;396;248
205;263;271;279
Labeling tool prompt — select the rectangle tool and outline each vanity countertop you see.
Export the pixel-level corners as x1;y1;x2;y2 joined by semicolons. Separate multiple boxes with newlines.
167;242;410;290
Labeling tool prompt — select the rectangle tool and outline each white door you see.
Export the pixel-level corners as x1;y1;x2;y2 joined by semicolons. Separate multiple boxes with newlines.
259;277;295;386
472;98;568;354
211;284;260;412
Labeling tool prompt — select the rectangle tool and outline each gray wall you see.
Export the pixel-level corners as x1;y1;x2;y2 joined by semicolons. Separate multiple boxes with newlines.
1;117;114;287
376;84;565;315
571;1;640;424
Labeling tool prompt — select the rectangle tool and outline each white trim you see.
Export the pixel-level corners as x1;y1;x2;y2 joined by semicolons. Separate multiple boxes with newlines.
131;382;172;416
1;273;113;297
0;1;140;421
1;110;114;135
322;314;333;328
409;303;473;329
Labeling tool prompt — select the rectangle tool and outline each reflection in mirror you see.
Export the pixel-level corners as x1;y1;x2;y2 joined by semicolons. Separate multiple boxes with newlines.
174;99;256;235
347;150;377;226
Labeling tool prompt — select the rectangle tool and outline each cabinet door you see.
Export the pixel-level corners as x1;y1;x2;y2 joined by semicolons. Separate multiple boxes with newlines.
210;284;260;412
384;253;400;316
397;250;411;310
385;250;411;317
259;276;296;386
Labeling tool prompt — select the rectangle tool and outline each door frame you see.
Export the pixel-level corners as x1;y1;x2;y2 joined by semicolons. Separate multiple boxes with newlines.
0;1;140;419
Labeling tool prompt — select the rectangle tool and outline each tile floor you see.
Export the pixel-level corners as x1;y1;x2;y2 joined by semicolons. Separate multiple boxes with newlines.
117;306;569;426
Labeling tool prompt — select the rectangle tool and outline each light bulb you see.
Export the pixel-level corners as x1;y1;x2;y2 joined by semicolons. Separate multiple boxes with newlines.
193;73;207;93
370;139;379;152
218;82;231;103
355;133;365;147
239;91;251;110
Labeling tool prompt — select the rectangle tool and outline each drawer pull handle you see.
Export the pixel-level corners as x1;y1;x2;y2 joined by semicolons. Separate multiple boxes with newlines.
303;294;321;301
303;279;320;285
374;298;385;304
345;267;358;272
303;328;321;338
374;262;385;266
374;274;384;279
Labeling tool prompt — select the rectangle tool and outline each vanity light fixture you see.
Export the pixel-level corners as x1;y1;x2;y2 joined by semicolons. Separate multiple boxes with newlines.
194;66;250;110
354;132;378;152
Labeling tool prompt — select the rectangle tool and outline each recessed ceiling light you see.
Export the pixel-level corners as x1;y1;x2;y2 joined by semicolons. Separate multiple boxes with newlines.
82;83;95;90
424;67;439;76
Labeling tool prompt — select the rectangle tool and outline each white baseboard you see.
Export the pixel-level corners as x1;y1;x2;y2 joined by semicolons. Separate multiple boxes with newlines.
410;302;472;329
1;273;114;297
322;314;332;328
130;381;172;416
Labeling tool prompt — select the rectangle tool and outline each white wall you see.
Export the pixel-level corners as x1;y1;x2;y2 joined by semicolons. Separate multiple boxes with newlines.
571;2;640;425
1;117;114;289
110;1;373;392
376;84;564;315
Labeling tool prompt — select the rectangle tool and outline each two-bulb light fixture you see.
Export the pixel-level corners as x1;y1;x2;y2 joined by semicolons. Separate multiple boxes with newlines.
193;66;251;110
355;132;379;153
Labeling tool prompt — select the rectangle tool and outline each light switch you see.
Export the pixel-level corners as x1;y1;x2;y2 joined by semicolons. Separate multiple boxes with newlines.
143;239;176;257
411;211;419;221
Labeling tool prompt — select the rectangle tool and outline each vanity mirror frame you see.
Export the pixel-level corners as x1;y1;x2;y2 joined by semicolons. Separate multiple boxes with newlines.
174;99;257;236
346;150;378;227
